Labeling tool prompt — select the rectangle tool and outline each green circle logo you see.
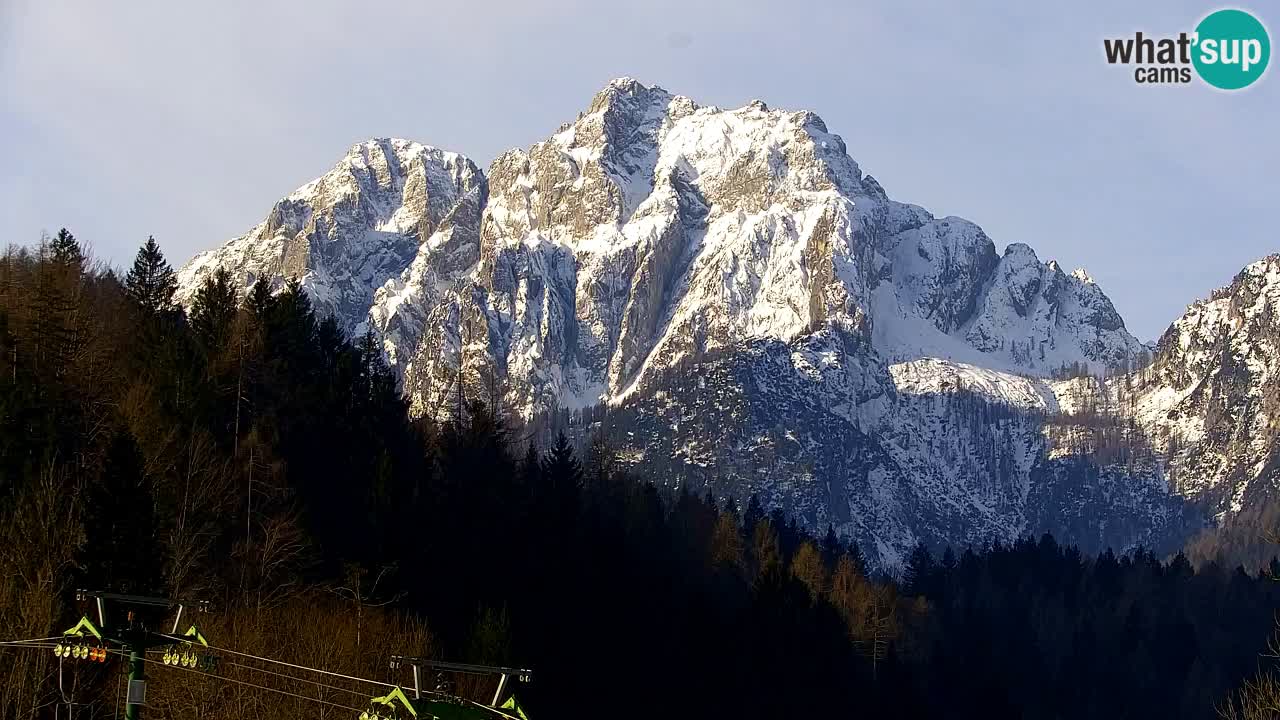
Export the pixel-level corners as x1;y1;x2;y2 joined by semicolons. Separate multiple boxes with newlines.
1193;9;1270;90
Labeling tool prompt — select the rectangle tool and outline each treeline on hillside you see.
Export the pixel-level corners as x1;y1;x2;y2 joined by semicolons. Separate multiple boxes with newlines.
3;232;1280;719
1049;348;1155;383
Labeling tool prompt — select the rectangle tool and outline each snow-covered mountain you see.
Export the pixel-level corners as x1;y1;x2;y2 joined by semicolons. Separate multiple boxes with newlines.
1057;257;1280;520
177;78;1229;567
177;138;485;332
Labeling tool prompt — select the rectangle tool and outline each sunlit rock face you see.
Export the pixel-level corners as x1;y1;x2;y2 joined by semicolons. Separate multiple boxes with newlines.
178;138;484;335
182;79;1217;569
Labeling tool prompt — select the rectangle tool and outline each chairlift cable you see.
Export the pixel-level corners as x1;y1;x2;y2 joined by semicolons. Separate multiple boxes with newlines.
103;648;368;714
155;634;395;689
0;636;68;645
220;658;376;699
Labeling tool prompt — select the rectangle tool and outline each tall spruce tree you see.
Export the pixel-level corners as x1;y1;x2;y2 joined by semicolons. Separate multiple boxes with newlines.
189;267;238;352
49;228;83;270
902;542;936;596
125;235;177;314
542;431;582;519
520;441;541;488
246;276;274;321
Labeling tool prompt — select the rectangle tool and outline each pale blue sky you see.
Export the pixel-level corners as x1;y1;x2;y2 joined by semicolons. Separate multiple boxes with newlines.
1;0;1275;341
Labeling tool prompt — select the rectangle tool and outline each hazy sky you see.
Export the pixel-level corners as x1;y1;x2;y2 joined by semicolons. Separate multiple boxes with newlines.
2;0;1275;340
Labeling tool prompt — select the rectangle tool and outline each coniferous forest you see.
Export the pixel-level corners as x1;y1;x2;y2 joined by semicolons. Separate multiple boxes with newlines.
7;232;1280;719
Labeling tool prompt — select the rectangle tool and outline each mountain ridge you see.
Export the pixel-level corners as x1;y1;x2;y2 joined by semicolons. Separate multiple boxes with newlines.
177;78;1261;567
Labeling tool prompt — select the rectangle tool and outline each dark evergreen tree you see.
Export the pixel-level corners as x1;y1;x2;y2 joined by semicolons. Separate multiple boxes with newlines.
189;267;238;353
542;431;582;521
520;441;541;487
902;542;935;595
246;276;274;321
940;545;957;573
50;227;83;269
124;235;177;314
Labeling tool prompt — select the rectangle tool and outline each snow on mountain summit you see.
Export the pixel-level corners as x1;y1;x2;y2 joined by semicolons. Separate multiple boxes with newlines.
177;138;484;332
176;79;1173;566
178;81;1140;388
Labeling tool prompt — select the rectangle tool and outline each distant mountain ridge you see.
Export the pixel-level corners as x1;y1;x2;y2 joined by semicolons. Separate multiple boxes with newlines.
178;78;1267;567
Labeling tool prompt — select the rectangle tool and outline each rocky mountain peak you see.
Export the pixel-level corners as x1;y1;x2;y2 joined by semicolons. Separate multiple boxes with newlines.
1154;253;1280;393
176;137;482;331
587;77;673;115
175;80;1169;567
1049;253;1280;529
1071;267;1095;284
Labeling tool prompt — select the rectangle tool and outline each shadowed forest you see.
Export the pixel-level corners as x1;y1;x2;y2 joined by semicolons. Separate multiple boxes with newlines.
5;231;1280;719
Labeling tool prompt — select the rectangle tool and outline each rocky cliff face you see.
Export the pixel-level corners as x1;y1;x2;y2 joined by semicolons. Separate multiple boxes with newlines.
379;78;889;420
177;139;485;333
177;79;1213;567
1065;256;1280;519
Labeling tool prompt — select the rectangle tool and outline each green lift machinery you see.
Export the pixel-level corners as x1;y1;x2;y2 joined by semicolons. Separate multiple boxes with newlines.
359;657;534;720
57;590;215;720
41;589;535;720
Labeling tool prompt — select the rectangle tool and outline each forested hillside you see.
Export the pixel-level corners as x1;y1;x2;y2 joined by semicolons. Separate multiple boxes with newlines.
3;231;1280;719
